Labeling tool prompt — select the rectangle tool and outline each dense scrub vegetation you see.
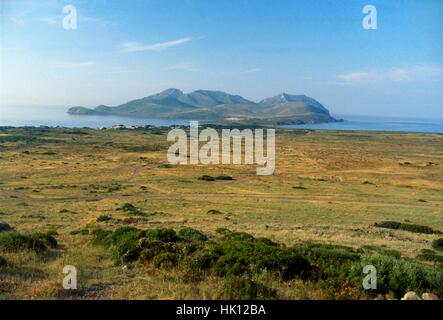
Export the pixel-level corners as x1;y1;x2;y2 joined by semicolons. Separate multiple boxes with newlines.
433;238;443;251
0;231;57;253
374;221;441;234
91;226;443;299
198;175;234;181
0;255;7;267
417;249;443;263
116;203;147;217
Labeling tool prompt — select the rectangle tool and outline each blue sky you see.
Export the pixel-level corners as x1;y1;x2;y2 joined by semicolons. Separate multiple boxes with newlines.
1;0;442;118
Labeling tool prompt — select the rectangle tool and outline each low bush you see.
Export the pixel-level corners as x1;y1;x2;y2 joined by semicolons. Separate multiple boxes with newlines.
293;243;359;285
70;229;89;236
215;175;234;181
144;228;179;242
0;255;7;267
359;245;401;259
399;224;437;234
185;249;220;274
97;215;112;222
117;203;147;217
152;252;180;269
218;274;278;300
432;238;443;251
158;164;174;168
374;221;440;234
177;227;208;242
207;209;223;215
348;254;443;298
91;225;443;299
198;175;215;181
216;227;231;235
212;233;313;280
198;175;234;181
0;231;57;253
374;221;401;230
417;249;443;263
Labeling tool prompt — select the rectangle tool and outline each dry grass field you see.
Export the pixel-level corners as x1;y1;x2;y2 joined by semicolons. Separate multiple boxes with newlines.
0;126;442;299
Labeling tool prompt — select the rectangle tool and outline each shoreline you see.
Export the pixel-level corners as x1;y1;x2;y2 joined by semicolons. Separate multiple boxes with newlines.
1;124;442;135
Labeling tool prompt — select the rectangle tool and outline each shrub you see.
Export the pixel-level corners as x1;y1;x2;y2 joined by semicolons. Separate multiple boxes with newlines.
199;175;215;181
359;245;401;259
158;164;174;168
138;239;169;262
218;274;278;300
348;254;443;298
0;255;7;267
70;229;89;236
293;243;359;284
374;221;401;230
185;249;220;274
91;228;111;244
117;203;147;217
198;175;234;181
112;230;142;263
31;232;58;248
417;249;443;263
177;227;208;242
212;232;313;279
216;227;231;235
144;228;179;242
92;227;184;264
152;252;179;269
432;238;443;251
215;175;234;181
101;227;138;246
97;215;112;222
374;221;439;234
399;224;436;234
207;209;223;215
0;220;13;232
0;232;57;252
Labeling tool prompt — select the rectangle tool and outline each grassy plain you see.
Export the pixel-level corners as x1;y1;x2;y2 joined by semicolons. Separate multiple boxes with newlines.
0;126;442;299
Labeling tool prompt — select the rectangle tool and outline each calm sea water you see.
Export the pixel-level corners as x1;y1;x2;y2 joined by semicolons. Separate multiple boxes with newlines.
0;105;187;128
1;105;442;133
283;115;443;133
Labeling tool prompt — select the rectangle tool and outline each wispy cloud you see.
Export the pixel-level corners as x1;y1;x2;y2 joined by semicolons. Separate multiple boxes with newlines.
52;61;97;69
122;37;193;52
338;65;443;85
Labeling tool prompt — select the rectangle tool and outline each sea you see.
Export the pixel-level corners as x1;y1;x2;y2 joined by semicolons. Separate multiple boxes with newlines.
1;105;442;133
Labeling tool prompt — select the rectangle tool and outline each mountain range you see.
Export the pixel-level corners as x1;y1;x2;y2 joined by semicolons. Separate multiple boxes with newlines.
67;88;339;125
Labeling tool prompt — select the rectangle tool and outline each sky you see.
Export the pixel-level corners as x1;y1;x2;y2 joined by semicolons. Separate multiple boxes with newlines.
1;0;443;118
